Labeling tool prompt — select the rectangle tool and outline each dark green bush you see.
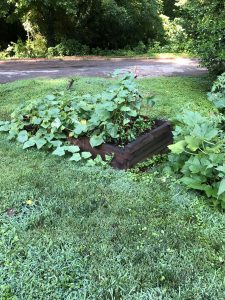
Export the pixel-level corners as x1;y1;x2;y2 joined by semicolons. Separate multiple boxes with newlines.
168;111;225;207
48;39;90;57
178;0;225;74
208;72;225;111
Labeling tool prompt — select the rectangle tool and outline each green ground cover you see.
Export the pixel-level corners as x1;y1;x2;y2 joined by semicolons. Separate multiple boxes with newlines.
0;52;193;61
1;76;225;300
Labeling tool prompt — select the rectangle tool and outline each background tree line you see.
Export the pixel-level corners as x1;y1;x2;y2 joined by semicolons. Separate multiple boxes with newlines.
0;0;224;74
0;0;176;49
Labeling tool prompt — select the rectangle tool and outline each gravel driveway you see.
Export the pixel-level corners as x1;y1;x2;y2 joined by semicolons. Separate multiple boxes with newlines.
0;57;207;83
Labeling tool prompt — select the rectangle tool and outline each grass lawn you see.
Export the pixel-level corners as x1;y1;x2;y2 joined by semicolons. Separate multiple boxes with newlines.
1;76;225;300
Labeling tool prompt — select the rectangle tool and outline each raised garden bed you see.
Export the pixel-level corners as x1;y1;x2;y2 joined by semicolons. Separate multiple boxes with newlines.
68;120;173;169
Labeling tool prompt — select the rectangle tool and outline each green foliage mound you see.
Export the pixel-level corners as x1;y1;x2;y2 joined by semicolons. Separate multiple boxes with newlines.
168;111;225;207
0;72;153;163
208;72;225;111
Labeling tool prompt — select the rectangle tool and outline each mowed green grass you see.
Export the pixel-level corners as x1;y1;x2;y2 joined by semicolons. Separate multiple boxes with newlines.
1;76;225;300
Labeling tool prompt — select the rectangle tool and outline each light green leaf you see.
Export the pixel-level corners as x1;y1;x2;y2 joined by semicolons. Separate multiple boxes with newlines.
50;140;63;147
86;159;96;166
48;107;60;117
64;145;80;153
0;123;10;132
90;135;104;147
115;97;125;104
127;110;138;117
35;138;47;149
51;118;61;129
23;139;36;149
168;140;186;154
52;147;65;156
216;165;225;174
32;117;42;125
185;136;201;151
81;151;92;159
17;130;28;143
74;124;87;135
46;95;56;101
218;178;225;196
106;123;118;138
120;106;131;112
123;118;130;125
70;153;82;161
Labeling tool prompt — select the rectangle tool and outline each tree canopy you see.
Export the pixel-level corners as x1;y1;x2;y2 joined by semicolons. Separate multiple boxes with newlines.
178;0;225;74
0;0;164;48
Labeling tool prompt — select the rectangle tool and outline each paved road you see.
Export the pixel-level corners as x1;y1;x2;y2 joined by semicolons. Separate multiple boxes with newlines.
0;57;207;83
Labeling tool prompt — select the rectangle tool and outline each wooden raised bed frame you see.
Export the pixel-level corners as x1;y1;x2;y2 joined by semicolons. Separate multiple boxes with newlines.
68;120;173;170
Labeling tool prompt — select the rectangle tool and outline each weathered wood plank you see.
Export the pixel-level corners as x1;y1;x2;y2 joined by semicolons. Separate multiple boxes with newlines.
68;120;173;169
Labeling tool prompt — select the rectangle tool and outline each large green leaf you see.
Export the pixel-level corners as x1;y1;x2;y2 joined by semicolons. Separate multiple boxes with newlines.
46;95;56;101
90;135;104;147
48;108;60;117
35;138;47;149
64;145;80;153
50;140;63;147
185;136;201;151
127;110;137;117
181;176;207;190
74;124;87;135
0;122;10;132
106;123;118;138
120;106;131;112
23;138;36;149
168;140;186;154
52;147;65;156
218;178;225;196
70;153;82;161
17;130;28;143
51;118;61;129
81;152;92;159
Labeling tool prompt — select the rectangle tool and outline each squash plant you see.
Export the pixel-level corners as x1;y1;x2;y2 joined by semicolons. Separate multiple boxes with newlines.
168;111;225;207
0;71;154;163
208;72;225;111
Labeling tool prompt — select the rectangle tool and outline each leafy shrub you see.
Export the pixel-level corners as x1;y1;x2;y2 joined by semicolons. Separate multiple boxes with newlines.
0;51;8;59
178;0;225;75
208;72;225;111
160;15;190;52
168;111;225;207
5;35;47;58
48;39;90;57
0;72;154;163
133;41;147;54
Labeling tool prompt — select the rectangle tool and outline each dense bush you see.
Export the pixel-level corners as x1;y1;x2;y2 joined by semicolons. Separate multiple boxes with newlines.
6;35;47;58
168;111;225;207
48;39;90;57
160;15;190;52
208;72;225;111
178;0;225;74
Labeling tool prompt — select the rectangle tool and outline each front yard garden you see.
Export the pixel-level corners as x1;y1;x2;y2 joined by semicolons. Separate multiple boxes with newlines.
1;76;225;299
